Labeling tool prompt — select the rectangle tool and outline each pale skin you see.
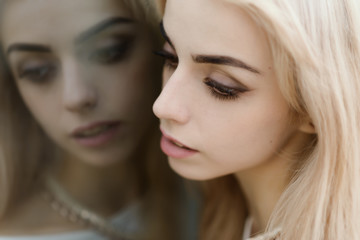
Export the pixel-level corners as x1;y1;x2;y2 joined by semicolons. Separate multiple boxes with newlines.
153;0;314;235
0;0;158;234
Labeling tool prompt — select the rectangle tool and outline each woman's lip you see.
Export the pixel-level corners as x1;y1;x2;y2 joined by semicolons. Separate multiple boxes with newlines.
71;121;121;148
160;135;198;159
159;128;194;150
71;121;120;136
159;128;198;159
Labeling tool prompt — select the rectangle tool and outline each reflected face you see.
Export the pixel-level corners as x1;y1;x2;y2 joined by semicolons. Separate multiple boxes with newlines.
1;0;159;166
153;0;305;180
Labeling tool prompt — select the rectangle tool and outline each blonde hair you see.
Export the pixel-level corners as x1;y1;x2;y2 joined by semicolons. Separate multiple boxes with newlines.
0;1;183;239
122;0;160;26
157;0;360;239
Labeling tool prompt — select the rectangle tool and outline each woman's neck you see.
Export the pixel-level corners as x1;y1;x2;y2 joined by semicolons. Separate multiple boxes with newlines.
235;157;289;235
235;131;313;236
52;153;142;217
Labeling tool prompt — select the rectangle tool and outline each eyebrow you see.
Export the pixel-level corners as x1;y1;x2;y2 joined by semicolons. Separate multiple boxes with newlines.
6;17;135;57
7;44;51;56
159;20;174;48
193;55;261;74
75;16;134;44
160;19;261;74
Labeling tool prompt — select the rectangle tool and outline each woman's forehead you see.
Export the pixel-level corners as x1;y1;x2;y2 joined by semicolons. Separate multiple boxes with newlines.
163;0;273;74
0;0;135;48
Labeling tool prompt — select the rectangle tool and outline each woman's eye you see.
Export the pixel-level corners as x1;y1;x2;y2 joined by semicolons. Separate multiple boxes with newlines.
18;64;56;83
153;49;178;70
203;77;248;101
89;40;133;64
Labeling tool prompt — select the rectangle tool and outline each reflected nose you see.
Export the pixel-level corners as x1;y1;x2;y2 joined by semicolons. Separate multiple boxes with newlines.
153;71;190;124
62;62;97;113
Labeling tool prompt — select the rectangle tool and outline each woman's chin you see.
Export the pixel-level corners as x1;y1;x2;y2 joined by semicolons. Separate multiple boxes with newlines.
168;157;223;181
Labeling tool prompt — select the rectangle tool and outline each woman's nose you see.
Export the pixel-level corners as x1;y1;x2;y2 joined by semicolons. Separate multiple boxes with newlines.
62;62;97;113
153;71;191;125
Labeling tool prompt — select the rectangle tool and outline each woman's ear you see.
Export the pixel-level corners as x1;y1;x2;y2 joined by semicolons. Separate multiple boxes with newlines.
298;120;316;134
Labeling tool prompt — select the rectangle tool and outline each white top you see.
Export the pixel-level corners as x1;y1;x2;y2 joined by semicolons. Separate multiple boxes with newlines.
0;202;142;240
0;232;104;240
242;217;281;240
242;217;253;240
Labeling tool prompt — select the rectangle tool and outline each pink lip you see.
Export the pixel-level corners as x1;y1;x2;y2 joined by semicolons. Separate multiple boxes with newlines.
71;121;121;147
160;128;198;159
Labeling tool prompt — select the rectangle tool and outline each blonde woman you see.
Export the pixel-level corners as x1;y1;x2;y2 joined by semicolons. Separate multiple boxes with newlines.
153;0;360;239
0;0;195;239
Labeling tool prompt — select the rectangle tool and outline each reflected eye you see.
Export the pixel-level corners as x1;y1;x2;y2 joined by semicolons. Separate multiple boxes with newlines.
18;63;56;84
153;49;178;70
203;77;248;101
89;39;133;64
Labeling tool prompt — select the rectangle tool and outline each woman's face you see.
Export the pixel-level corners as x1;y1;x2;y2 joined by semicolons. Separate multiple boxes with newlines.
153;0;309;180
2;0;159;166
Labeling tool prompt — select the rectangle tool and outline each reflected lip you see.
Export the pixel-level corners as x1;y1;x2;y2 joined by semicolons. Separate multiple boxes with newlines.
71;120;121;137
71;120;122;148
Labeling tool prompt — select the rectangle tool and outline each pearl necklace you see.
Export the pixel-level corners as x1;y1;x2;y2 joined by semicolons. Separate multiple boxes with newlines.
42;175;137;240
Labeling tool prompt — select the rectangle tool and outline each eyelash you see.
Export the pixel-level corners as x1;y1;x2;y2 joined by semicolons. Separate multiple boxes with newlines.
203;77;248;101
154;49;248;101
18;64;56;84
153;49;178;69
16;38;134;84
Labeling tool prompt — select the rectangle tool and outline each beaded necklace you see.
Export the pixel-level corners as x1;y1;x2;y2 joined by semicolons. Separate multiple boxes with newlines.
42;175;137;240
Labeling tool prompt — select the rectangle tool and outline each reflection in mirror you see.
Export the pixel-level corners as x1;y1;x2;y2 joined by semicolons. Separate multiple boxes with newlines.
0;0;199;239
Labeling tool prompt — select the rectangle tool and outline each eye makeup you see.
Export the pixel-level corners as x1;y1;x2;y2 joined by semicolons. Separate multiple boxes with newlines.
203;77;248;101
16;59;56;84
153;49;178;69
87;35;136;65
155;47;250;101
